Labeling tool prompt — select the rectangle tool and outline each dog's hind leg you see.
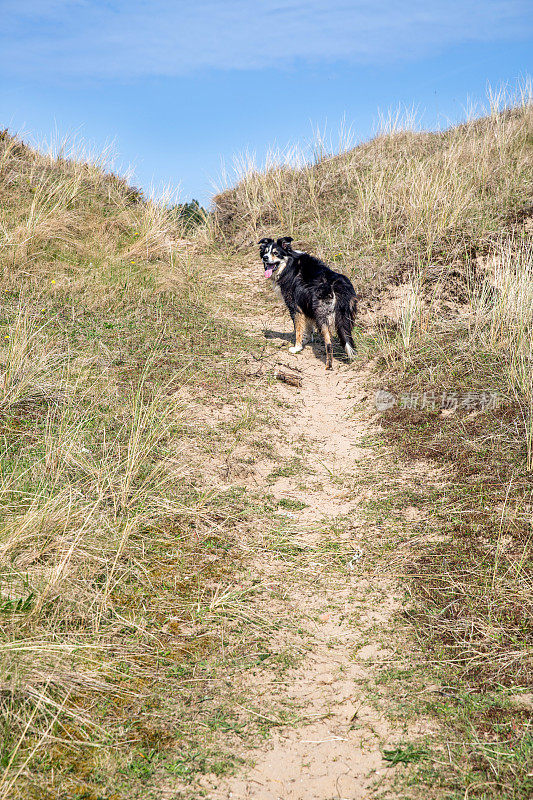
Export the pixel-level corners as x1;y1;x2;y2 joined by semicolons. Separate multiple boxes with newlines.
302;317;315;344
335;294;357;360
320;324;333;370
289;311;306;354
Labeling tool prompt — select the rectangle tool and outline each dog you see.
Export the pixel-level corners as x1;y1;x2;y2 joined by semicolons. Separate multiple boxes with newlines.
258;236;357;369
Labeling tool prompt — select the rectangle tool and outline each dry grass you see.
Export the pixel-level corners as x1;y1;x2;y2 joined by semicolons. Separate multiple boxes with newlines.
0;129;186;275
211;82;533;684
375;235;533;688
0;130;274;798
374;234;533;796
211;84;533;797
213;84;532;298
1;82;532;797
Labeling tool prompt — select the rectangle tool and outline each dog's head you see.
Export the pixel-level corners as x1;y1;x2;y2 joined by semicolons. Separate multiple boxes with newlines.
258;236;294;279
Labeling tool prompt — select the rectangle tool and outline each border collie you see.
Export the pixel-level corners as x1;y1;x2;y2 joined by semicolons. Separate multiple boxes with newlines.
259;236;357;369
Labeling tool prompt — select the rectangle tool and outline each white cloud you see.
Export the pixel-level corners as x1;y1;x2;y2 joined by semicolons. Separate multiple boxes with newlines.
2;1;531;79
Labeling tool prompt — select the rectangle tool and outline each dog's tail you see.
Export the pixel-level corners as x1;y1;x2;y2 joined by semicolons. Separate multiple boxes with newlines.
334;284;357;360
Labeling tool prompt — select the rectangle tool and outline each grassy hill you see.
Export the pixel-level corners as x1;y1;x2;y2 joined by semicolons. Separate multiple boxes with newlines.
214;92;532;297
0;86;532;799
220;91;533;670
0;131;272;798
214;89;533;795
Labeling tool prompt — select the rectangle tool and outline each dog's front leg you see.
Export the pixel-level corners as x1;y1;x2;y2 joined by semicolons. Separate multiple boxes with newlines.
289;311;305;354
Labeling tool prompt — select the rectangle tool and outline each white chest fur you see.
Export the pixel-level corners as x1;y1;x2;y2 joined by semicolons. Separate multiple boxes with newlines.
270;280;284;300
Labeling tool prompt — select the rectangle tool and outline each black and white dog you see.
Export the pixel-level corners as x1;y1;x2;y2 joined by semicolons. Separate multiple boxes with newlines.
259;236;357;369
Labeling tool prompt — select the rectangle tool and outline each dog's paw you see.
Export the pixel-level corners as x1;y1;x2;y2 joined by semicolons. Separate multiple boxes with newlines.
289;344;303;354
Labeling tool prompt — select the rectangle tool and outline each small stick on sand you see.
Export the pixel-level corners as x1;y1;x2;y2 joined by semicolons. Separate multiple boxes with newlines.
274;367;303;388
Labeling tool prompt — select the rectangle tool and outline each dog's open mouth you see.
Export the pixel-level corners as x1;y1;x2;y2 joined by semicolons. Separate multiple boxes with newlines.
264;262;279;278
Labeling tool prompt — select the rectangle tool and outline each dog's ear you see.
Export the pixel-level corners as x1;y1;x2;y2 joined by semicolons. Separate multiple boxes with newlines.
258;237;272;245
278;236;293;250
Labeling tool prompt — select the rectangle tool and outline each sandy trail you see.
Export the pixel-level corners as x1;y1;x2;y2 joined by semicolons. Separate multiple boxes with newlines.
196;267;425;800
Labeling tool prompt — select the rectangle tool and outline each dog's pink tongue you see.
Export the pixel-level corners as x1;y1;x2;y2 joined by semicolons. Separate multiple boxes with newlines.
264;269;273;278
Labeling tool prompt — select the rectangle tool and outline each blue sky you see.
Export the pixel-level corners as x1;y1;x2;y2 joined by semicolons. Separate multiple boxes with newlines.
1;1;532;205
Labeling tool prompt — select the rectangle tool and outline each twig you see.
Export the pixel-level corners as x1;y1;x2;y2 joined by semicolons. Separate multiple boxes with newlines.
274;367;302;388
